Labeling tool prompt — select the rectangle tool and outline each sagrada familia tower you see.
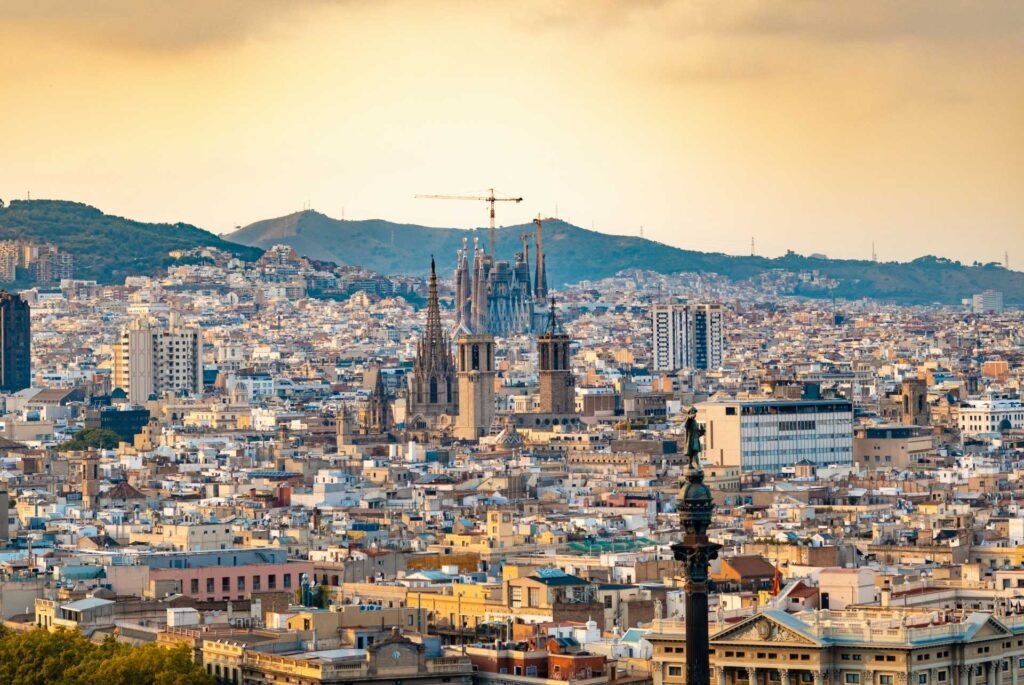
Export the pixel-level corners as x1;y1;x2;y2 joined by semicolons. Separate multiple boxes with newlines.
453;218;549;337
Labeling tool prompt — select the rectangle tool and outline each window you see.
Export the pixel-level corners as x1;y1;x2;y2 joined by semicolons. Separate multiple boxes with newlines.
802;674;814;683
938;672;947;682
191;579;199;593
880;676;893;685
268;574;277;590
253;576;261;591
237;576;245;591
919;675;928;684
846;676;860;684
207;578;214;593
669;667;683;677
222;577;230;592
284;574;292;589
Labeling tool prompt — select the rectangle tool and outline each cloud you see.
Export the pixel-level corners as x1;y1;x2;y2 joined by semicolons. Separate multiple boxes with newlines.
0;0;331;53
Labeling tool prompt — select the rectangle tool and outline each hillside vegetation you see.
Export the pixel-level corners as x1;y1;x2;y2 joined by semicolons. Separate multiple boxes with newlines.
0;200;262;283
228;211;1024;305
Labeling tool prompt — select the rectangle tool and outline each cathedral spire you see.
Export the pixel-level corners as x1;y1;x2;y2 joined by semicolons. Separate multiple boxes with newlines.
425;255;443;350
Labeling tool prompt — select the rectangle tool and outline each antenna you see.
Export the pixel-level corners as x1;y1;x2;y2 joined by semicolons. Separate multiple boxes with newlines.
640;225;644;238
871;242;877;262
751;236;755;257
1005;251;1010;269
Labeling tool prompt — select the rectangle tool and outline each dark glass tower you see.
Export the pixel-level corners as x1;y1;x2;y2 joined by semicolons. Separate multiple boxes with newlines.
0;291;30;393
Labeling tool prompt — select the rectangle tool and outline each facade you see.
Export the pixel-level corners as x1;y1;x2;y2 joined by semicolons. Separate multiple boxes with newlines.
408;260;458;426
959;396;1024;436
114;314;201;403
649;608;1024;685
697;399;854;472
455;333;496;440
241;630;472;685
854;425;934;470
652;302;724;372
0;290;31;392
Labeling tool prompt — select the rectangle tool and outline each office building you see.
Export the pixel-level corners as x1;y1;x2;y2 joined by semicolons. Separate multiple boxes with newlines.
972;289;1004;314
0;290;31;393
113;314;201;403
651;302;724;372
697;398;854;472
958;395;1024;436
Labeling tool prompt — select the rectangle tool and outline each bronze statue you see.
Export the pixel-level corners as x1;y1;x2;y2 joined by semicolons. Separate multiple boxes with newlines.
683;406;704;470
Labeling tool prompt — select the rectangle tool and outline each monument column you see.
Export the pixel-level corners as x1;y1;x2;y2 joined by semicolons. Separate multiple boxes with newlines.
672;406;721;685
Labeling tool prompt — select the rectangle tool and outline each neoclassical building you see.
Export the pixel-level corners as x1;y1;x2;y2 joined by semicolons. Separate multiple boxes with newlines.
649;608;1024;685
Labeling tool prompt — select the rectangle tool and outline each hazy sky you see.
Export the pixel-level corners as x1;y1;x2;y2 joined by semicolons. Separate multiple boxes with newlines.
1;1;1022;263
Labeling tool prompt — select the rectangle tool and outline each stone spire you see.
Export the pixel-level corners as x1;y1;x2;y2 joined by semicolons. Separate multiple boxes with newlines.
534;219;548;300
408;258;458;421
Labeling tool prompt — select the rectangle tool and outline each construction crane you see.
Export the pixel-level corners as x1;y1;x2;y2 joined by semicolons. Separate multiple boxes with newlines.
415;188;523;258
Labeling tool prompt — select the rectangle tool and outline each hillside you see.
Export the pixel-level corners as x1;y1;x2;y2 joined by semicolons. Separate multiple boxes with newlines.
228;211;1024;305
0;200;262;283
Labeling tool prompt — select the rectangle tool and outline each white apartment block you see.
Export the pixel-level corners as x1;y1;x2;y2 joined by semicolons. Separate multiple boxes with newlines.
698;398;854;472
114;314;202;403
958;396;1024;436
651;302;724;372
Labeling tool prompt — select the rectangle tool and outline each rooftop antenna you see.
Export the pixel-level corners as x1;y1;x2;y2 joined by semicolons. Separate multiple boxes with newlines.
751;236;755;257
871;242;878;263
1005;251;1010;269
640;225;644;238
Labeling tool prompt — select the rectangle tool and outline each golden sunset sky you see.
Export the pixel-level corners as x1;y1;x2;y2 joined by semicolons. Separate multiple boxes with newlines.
1;1;1022;263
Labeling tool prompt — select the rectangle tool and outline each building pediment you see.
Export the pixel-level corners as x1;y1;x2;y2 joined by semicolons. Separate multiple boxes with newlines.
712;612;821;647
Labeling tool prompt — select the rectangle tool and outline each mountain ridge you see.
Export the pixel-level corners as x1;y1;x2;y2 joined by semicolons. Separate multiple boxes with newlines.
0;199;262;284
228;210;1024;305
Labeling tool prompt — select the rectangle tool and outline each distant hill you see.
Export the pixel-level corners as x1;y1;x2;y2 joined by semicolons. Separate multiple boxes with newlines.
0;200;262;283
228;210;1024;305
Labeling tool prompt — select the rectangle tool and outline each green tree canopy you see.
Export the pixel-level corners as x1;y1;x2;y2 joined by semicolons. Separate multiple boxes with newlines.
57;428;122;452
0;628;214;685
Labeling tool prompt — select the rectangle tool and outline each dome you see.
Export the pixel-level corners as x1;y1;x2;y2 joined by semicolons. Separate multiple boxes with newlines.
495;417;524;449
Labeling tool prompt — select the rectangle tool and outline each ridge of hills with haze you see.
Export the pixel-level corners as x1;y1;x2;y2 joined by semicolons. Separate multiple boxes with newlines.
228;209;1024;305
0;199;1021;305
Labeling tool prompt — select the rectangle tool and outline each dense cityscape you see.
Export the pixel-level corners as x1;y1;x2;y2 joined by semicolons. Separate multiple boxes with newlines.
3;2;1022;684
0;220;1018;685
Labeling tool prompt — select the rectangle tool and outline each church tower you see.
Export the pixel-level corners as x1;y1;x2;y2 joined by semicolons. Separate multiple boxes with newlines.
364;364;391;435
537;299;574;414
408;258;458;423
455;333;496;440
336;404;355;447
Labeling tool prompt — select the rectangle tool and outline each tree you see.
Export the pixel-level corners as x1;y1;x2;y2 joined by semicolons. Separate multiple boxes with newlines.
57;428;122;452
0;629;214;685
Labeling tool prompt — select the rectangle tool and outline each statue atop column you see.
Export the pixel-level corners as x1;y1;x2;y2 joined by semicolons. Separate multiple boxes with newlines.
672;404;720;685
683;406;705;470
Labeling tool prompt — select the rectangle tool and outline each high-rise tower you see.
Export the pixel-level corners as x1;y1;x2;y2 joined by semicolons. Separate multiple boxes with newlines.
454;333;496;440
537;300;574;414
408;258;458;423
0;290;31;393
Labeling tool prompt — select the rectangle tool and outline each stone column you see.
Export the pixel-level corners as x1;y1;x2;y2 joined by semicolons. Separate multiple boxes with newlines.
748;666;758;685
779;669;790;685
814;671;825;685
717;667;727;685
672;453;721;685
